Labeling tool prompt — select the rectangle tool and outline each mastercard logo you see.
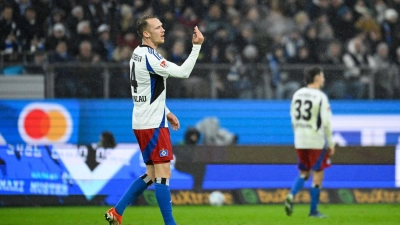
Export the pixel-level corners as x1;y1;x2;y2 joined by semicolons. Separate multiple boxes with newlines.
18;103;73;144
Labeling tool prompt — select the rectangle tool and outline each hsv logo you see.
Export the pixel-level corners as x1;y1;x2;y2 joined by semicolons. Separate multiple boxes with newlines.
160;149;168;157
160;60;166;68
18;103;73;144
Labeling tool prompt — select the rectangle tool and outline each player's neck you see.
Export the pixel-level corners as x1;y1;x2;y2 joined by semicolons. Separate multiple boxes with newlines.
307;83;320;89
142;39;157;49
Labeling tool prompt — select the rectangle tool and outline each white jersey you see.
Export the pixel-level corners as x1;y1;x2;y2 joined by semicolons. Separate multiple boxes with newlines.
130;44;201;129
290;87;333;149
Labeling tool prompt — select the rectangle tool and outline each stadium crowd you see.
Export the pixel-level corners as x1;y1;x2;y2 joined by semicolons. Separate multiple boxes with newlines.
1;0;400;99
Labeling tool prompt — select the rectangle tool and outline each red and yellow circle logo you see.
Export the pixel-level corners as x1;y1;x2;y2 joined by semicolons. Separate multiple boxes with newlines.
18;103;73;144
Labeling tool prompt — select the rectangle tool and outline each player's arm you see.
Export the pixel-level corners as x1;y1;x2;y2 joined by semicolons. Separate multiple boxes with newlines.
165;44;201;78
165;106;179;130
321;95;335;155
151;26;204;79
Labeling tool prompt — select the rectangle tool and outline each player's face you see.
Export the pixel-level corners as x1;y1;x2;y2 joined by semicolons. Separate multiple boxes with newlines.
145;18;165;46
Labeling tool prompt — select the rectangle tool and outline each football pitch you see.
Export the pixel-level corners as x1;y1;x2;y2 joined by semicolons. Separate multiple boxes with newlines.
0;204;399;225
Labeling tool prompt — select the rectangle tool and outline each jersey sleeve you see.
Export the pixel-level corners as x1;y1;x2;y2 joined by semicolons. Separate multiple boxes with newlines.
321;94;334;148
148;44;201;79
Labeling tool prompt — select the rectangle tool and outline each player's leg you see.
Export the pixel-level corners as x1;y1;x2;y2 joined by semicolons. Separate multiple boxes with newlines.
105;129;156;225
308;148;330;218
154;162;177;225
289;170;309;197
105;170;154;225
309;170;327;218
285;149;310;216
285;170;309;216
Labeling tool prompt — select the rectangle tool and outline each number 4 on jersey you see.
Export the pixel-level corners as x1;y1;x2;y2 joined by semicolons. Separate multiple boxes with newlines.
130;62;138;93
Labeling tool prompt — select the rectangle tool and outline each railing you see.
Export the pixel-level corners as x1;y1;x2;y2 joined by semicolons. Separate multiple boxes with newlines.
0;61;394;100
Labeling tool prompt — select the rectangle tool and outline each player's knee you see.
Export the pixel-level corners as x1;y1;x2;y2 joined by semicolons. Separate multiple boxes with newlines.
312;183;321;189
155;177;170;186
140;174;154;187
300;173;310;181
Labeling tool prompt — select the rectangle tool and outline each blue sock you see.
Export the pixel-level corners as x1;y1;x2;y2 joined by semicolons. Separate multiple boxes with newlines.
115;174;153;215
310;185;320;213
155;178;176;225
290;176;306;196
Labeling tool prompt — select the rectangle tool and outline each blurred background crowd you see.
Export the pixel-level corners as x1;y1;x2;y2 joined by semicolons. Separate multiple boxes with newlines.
1;0;400;99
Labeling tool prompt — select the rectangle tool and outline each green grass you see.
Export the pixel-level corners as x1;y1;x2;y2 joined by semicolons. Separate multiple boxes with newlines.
0;204;399;225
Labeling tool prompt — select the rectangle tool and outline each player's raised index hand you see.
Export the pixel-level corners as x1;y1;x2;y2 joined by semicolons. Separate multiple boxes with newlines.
192;26;204;45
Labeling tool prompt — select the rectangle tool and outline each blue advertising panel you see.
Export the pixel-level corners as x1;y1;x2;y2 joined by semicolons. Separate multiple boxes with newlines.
0;100;79;144
0;144;192;204
0;100;399;146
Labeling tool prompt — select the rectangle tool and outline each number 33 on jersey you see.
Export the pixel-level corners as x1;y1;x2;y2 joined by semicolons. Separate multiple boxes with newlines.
290;87;333;149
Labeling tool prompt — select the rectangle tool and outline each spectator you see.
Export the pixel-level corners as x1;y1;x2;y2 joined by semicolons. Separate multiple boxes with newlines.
355;12;381;41
221;0;240;18
25;50;46;74
44;8;67;37
48;41;76;98
373;42;400;99
265;44;300;99
281;29;305;59
178;6;201;31
70;20;97;55
380;8;400;60
303;24;321;63
323;40;346;99
332;6;357;43
110;45;133;98
307;0;330;20
234;24;257;54
342;37;376;99
45;23;69;51
19;6;45;52
205;25;232;63
31;0;52;25
322;40;343;65
169;40;188;64
82;0;110;29
288;45;316;64
204;3;229;36
315;12;334;42
239;44;264;99
152;0;173;17
95;24;114;61
0;5;21;53
66;5;85;39
293;11;310;33
17;0;31;17
261;0;296;39
75;40;103;98
118;4;135;34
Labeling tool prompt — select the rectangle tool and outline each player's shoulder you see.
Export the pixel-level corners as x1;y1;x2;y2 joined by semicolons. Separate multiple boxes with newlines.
135;45;164;61
293;87;328;99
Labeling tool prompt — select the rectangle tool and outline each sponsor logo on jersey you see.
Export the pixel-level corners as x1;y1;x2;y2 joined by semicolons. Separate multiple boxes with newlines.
134;96;147;102
159;149;168;157
160;60;166;68
132;53;142;62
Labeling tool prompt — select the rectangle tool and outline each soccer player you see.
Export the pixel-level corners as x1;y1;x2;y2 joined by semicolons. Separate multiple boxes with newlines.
105;15;204;225
285;66;335;218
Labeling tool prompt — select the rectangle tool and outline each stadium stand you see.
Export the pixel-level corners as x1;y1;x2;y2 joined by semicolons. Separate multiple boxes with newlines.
1;0;400;99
